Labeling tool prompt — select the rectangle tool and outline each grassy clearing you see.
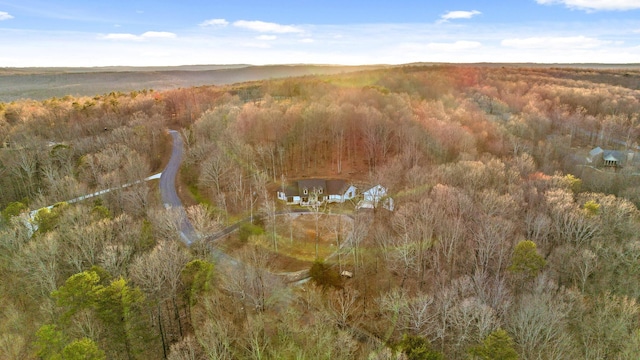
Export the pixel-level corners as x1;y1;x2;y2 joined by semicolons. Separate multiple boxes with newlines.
251;232;336;263
220;213;354;272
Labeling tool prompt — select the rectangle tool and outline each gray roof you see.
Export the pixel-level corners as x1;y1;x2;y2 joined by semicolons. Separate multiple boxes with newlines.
298;179;327;195
589;147;604;157
282;179;348;197
603;150;624;162
326;179;348;195
281;183;300;197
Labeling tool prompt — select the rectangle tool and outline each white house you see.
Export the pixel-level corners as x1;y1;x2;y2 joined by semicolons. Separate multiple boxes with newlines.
277;179;357;206
357;184;394;211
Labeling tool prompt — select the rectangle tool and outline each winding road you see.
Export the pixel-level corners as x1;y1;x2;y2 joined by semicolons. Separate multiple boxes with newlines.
160;130;242;266
159;131;184;211
160;130;197;245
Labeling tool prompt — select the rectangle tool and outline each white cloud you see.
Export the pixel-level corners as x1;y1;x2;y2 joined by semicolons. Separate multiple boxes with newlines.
429;40;482;51
101;33;141;41
536;0;640;11
501;35;609;49
256;35;277;40
440;10;481;22
200;18;229;27
239;42;271;49
404;40;482;51
300;38;315;43
3;19;640;67
0;11;14;20
233;20;303;33
101;31;177;41
141;31;176;39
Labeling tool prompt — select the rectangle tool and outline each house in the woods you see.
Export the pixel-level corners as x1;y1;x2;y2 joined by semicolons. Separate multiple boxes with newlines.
357;184;394;211
277;179;357;206
586;147;635;168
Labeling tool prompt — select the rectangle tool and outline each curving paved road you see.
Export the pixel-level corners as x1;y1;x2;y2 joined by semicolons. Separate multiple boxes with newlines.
160;130;183;210
160;130;241;266
160;130;197;245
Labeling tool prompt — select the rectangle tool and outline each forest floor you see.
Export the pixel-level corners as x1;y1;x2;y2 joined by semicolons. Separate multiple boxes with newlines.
217;213;354;272
282;140;373;182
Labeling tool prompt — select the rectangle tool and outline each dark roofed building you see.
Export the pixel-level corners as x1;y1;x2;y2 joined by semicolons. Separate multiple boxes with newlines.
277;179;357;206
586;146;604;164
586;147;634;168
603;150;624;167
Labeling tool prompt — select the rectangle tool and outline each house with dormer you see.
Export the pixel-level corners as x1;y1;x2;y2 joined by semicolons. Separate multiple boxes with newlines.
277;179;357;206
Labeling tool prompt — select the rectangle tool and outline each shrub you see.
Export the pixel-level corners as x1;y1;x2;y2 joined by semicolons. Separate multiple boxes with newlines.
239;222;264;242
309;260;342;290
2;201;28;222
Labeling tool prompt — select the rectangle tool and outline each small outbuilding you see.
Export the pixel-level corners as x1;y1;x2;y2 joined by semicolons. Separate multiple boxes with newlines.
357;184;394;211
586;147;633;168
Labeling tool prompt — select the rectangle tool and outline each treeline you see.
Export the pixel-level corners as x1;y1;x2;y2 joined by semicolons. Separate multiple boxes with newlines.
1;65;640;359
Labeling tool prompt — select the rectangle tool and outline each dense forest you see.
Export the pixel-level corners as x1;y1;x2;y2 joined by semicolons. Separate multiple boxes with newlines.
1;64;640;359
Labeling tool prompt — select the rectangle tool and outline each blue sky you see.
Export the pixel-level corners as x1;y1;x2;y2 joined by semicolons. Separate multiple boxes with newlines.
1;0;639;67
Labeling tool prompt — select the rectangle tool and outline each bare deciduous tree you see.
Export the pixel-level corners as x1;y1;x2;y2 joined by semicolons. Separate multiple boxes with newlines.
15;233;60;299
546;189;601;248
148;207;184;242
186;204;220;241
195;318;234;360
508;279;576;360
130;240;191;351
200;147;232;196
222;246;284;313
326;287;362;329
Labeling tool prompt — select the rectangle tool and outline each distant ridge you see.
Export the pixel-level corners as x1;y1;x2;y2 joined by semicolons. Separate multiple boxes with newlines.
0;64;386;102
0;64;252;75
401;62;640;69
2;63;637;102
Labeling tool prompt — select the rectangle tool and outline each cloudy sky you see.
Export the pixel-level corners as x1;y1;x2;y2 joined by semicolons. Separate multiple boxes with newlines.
1;0;639;67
